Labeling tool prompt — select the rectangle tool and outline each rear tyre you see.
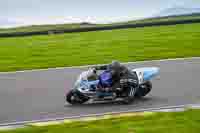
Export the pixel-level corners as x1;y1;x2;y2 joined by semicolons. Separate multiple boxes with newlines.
66;90;89;105
135;81;152;98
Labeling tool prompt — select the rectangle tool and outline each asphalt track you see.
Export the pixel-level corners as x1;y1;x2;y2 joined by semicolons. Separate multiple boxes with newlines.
0;58;200;124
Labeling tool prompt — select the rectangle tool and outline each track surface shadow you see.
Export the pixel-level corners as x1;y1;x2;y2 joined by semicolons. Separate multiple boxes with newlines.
64;97;155;108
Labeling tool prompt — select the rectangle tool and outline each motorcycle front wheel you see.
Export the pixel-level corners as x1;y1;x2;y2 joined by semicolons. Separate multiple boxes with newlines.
66;90;89;105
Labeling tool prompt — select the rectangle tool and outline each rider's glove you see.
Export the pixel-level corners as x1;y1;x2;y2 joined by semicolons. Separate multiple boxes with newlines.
93;68;97;74
89;68;97;74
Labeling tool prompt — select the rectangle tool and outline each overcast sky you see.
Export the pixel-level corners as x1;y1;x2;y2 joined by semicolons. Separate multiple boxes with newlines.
0;0;200;27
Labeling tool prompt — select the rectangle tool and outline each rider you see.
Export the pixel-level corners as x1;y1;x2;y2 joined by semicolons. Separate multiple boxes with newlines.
93;60;139;92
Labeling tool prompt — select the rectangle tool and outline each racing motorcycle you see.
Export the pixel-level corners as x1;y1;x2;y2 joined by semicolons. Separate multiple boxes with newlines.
66;67;159;104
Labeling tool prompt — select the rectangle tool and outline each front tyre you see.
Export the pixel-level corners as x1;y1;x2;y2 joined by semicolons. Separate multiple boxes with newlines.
66;90;89;105
135;81;152;98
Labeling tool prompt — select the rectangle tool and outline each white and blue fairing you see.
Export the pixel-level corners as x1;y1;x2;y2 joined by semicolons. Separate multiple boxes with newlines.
133;67;159;84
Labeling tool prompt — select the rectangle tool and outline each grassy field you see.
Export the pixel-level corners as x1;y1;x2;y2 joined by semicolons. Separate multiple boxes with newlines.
0;23;98;34
109;13;200;25
0;14;200;34
0;23;200;72
1;109;200;133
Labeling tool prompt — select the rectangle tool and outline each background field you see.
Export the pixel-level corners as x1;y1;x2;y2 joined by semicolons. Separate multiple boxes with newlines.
0;13;200;35
0;23;200;72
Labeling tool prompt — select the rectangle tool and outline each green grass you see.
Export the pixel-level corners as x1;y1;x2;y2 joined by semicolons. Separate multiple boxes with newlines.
0;23;98;34
1;109;200;133
1;14;200;34
0;23;200;72
106;13;200;26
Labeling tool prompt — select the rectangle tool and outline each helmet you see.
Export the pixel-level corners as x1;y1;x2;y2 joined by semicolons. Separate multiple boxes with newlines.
110;60;120;68
109;60;121;75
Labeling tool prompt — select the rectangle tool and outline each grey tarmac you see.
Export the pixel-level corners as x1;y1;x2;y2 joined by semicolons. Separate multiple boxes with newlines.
0;58;200;124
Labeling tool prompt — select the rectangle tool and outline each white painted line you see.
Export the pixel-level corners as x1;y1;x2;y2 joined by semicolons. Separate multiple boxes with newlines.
0;57;200;74
189;104;200;109
0;103;199;129
155;108;186;112
0;125;25;131
0;103;197;127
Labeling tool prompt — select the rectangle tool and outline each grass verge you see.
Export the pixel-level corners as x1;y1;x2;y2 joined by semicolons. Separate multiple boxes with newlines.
0;23;200;72
1;109;200;133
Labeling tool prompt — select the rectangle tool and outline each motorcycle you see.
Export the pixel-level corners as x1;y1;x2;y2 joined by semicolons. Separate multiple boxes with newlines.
66;66;159;104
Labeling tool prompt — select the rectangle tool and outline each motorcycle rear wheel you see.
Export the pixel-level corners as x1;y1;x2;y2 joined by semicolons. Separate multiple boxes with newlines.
135;81;152;98
121;86;136;104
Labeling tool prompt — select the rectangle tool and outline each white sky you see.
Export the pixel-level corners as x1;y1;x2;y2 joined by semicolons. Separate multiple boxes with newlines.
0;0;200;27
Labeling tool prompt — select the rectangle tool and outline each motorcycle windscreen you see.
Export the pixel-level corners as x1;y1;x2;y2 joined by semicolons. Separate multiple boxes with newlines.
99;71;113;88
143;67;159;81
